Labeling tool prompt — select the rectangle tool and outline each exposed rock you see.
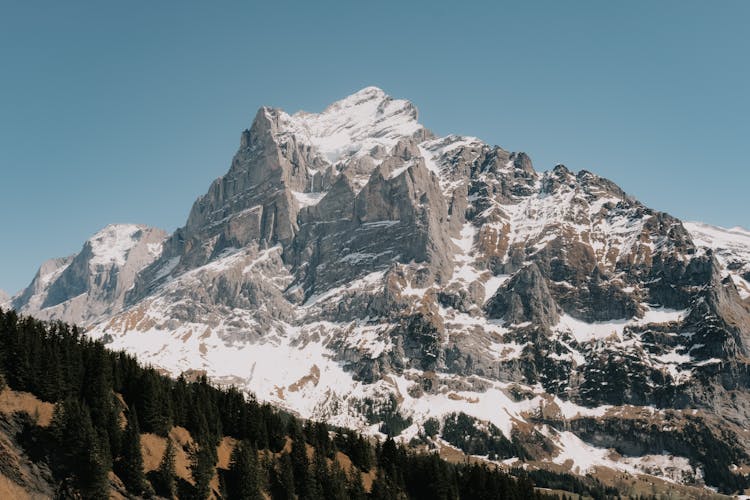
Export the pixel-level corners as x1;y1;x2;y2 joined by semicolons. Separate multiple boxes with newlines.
486;263;559;327
0;412;55;498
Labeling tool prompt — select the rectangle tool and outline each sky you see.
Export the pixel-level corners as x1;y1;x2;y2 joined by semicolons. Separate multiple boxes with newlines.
1;1;748;294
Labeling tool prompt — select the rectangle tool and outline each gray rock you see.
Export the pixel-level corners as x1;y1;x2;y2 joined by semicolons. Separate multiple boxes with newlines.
485;262;559;327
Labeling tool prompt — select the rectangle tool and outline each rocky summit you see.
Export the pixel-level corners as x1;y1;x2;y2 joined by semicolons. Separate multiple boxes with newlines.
8;87;750;492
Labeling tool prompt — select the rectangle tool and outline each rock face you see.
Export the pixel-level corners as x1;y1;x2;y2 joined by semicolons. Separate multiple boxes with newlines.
486;262;559;327
8;87;750;492
10;224;167;326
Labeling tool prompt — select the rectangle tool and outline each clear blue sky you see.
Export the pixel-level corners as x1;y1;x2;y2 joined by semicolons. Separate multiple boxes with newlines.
1;1;748;294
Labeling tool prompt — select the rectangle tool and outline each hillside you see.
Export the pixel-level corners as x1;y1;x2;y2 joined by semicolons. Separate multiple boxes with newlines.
0;308;565;499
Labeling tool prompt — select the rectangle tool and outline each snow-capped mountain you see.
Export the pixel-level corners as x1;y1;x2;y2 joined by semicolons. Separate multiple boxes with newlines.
7;87;750;492
9;224;167;325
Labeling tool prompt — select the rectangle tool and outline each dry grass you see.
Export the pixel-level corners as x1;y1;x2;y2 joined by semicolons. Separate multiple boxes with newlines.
0;388;54;427
361;468;376;493
274;386;285;400
108;471;128;500
139;426;195;485
139;434;166;473
535;487;582;499
140;427;241;499
216;436;238;470
0;473;35;500
590;466;729;500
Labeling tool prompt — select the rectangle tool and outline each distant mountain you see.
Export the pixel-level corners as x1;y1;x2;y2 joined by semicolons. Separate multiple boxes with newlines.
9;224;166;325
8;87;750;494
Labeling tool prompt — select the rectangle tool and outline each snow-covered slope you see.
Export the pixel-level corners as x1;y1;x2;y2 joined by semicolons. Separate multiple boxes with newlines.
277;86;424;164
12;87;750;492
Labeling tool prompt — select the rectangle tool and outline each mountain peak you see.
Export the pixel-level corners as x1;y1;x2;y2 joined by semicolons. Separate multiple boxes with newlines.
271;86;425;164
328;85;388;103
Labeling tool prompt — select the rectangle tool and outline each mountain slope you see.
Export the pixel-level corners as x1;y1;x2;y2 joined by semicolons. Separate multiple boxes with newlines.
0;309;558;500
10;87;750;493
10;224;167;326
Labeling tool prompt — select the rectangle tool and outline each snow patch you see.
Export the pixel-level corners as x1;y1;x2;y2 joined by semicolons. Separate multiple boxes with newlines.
293;191;326;208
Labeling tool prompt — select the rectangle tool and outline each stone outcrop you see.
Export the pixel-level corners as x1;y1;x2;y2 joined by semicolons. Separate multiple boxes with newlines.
486;263;559;327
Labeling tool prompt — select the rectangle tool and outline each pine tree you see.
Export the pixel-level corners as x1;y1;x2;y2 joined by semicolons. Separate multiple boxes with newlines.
307;446;327;500
289;422;313;498
117;408;148;495
228;440;261;500
370;468;396;500
140;369;171;435
320;454;348;500
351;434;372;471
189;441;216;499
346;468;367;500
270;453;295;500
154;437;177;499
52;398;110;499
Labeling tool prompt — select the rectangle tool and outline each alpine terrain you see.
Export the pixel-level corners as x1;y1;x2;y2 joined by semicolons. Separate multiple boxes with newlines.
5;87;750;495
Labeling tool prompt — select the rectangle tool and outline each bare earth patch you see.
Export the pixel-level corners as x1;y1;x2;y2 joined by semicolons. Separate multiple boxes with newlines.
288;365;320;392
0;474;34;500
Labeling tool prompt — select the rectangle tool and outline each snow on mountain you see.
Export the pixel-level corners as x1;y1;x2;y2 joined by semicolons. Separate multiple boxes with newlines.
277;86;424;164
0;289;9;305
13;87;750;491
11;224;167;325
88;223;162;267
684;221;750;300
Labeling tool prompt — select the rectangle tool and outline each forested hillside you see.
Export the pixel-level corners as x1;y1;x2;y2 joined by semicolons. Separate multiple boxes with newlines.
0;307;563;499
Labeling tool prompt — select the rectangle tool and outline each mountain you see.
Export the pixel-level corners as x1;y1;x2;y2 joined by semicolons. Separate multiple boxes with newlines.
8;87;750;493
0;289;8;304
9;224;167;326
